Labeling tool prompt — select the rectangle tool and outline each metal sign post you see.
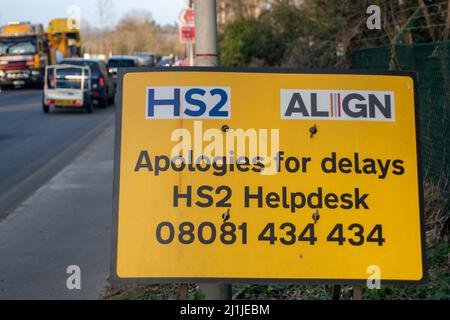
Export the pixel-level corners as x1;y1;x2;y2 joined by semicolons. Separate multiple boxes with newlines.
193;0;218;67
193;0;230;300
180;5;195;66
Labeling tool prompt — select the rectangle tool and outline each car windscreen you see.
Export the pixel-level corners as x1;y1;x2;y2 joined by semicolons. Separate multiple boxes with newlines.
108;59;135;68
47;67;88;90
0;38;37;56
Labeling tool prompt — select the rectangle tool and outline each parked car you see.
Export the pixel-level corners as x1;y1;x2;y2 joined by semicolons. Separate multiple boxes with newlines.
59;58;115;108
135;52;157;67
42;64;93;113
107;55;138;85
156;55;175;67
174;57;192;67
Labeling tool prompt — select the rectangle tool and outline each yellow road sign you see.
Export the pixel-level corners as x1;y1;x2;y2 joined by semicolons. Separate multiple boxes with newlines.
112;69;426;284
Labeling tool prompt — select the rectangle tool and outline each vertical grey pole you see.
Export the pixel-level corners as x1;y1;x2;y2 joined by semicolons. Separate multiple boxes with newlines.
199;283;232;300
194;0;230;300
188;0;194;66
353;286;363;300
194;0;219;66
178;1;195;300
189;42;194;66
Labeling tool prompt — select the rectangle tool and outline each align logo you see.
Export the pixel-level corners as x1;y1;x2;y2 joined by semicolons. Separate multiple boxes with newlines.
281;90;395;121
146;87;231;119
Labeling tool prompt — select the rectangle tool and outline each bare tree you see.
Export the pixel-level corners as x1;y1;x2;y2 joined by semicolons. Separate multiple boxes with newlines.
418;0;437;41
444;0;450;40
97;0;115;29
81;8;183;58
398;0;413;43
95;0;115;56
217;0;271;26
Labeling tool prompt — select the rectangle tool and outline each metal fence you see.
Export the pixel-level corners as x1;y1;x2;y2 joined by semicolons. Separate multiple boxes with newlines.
352;41;450;188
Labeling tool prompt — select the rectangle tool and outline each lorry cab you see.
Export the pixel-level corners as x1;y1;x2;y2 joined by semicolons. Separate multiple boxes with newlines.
0;22;48;88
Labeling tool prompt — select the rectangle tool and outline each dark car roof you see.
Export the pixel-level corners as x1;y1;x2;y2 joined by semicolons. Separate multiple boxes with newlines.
61;58;103;63
108;56;136;61
59;59;105;76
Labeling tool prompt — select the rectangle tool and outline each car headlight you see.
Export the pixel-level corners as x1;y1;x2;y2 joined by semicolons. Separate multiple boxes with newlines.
0;70;4;77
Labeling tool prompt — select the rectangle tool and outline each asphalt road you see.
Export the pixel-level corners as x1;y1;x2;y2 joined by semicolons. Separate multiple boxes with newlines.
0;89;115;299
0;89;114;218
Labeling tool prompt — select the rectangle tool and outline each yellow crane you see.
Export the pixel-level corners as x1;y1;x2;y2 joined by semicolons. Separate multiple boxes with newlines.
46;18;81;64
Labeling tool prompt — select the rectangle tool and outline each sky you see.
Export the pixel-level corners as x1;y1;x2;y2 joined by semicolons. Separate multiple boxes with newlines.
0;0;187;28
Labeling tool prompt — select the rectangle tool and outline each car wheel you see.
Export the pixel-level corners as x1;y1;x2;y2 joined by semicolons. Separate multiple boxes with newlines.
98;98;108;108
33;81;44;89
85;101;93;113
108;93;115;104
42;103;49;113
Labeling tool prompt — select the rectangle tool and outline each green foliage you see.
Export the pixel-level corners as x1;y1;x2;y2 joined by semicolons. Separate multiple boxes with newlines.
364;243;450;300
219;19;283;67
219;0;449;68
219;2;303;67
231;243;450;300
102;284;180;300
218;0;349;68
103;242;448;300
189;289;205;300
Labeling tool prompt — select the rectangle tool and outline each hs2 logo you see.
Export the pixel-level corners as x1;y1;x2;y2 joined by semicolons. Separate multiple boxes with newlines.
146;87;231;119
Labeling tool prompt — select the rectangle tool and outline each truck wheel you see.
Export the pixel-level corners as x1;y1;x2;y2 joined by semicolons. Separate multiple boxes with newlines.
100;97;108;108
42;103;49;113
85;101;93;113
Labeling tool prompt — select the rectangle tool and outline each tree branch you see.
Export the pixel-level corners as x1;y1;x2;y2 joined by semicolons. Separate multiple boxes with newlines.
418;0;437;41
444;0;450;40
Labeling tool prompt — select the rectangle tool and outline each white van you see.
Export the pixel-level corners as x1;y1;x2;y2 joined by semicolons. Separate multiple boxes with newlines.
43;64;93;113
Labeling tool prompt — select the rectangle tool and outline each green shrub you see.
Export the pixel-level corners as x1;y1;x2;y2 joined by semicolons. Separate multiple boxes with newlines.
219;19;283;67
